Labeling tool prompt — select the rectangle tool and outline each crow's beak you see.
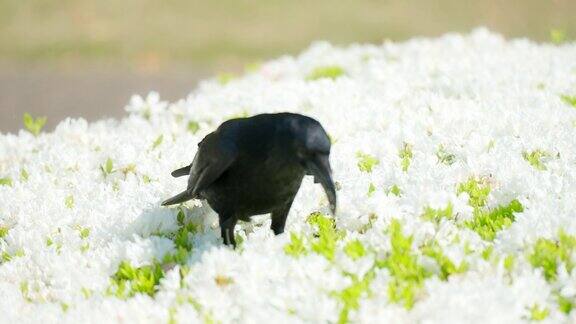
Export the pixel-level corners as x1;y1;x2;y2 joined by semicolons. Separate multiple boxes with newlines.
306;154;337;214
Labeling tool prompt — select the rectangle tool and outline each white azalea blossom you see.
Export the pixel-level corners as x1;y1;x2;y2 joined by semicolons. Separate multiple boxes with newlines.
1;28;576;322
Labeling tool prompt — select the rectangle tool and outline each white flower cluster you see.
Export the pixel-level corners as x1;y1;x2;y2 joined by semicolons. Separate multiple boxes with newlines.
1;28;576;323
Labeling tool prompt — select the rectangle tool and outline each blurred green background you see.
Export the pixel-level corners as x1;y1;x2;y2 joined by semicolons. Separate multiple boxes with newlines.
0;0;574;133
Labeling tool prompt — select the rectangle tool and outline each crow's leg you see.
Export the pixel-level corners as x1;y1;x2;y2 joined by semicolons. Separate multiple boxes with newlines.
271;201;294;235
219;215;238;248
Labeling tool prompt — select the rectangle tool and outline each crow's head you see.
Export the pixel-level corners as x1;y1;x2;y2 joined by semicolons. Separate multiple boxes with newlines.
291;116;337;214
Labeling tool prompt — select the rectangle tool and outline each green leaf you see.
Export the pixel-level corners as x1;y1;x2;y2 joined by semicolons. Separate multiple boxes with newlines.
0;177;12;187
23;113;47;136
399;143;413;172
344;239;366;260
377;219;430;309
81;287;93;299
152;135;163;149
307;212;345;260
65;195;74;209
79;227;90;239
367;183;376;197
465;199;523;241
503;255;515;273
217;73;235;85
422;203;454;225
333;272;374;324
20;169;29;182
356;152;379;173
387;184;402;197
457;177;491;208
529;304;549;321
421;241;468;280
109;261;165;298
306;65;346;81
529;231;576;282
284;232;307;257
557;294;574;314
101;158;114;176
550;29;567;44
523;150;549;170
121;164;137;176
244;61;261;73
187;121;200;134
436;145;456;165
481;246;494;261
560;94;576;108
0;226;8;238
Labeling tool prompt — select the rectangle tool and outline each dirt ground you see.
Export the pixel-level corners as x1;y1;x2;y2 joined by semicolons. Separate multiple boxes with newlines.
0;67;208;134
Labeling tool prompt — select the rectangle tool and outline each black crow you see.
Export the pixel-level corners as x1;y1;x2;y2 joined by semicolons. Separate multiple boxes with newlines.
162;112;336;247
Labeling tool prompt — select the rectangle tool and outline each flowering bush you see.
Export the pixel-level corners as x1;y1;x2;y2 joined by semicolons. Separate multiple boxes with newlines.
1;28;576;323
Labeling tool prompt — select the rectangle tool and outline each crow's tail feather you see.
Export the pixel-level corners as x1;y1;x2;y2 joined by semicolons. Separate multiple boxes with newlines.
162;190;194;206
171;165;191;177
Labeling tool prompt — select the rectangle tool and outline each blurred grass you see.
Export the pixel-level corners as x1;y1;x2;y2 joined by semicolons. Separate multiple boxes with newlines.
0;0;574;70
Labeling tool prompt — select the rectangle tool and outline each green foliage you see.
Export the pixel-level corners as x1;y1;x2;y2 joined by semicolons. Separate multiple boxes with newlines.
217;72;236;85
121;164;137;176
457;177;491;208
436;145;456;165
503;255;515;273
79;227;90;239
306;65;345;81
481;246;493;260
159;209;197;266
108;261;165;298
399;143;413;172
284;232;307;257
152;135;163;149
458;177;523;240
421;242;468;280
187;121;200;134
20;281;30;300
560;94;576;108
244;61;262;73
387;184;402;197
557;294;574;314
356;152;379;173
422;203;454;225
529;304;549;321
0;226;8;238
214;274;234;287
101;158;114;177
358;213;378;234
81;287;93;299
529;231;576;282
465;199;523;241
2;252;11;262
307;212;345;261
344;239;366;260
20;169;29;182
65;195;74;209
550;29;567;44
523;150;548;170
174;209;195;248
143;175;152;183
334;272;374;324
23;113;47;136
367;183;376;197
0;177;12;187
377;220;429;309
2;249;24;262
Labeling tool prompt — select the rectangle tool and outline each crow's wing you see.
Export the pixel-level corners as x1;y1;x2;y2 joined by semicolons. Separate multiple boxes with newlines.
187;132;237;195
